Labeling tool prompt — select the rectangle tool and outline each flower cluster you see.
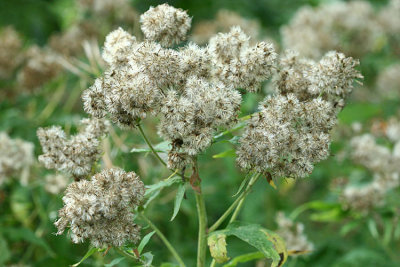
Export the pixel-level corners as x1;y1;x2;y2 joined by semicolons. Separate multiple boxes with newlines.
17;46;62;92
0;132;34;186
378;0;400;37
281;1;384;59
276;212;313;252
274;50;362;107
237;94;336;178
140;3;191;47
83;4;277;169
376;64;400;99
341;128;400;213
49;21;99;57
0;26;23;79
191;9;261;45
37;118;109;179
44;173;70;194
55;168;145;247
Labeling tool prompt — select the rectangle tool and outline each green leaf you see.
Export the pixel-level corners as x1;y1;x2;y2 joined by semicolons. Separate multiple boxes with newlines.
209;221;287;267
104;257;125;267
137;252;153;267
213;121;247;143
338;102;381;124
208;234;229;263
71;247;98;267
290;201;342;220
138;231;156;254
368;219;380;239
340;221;361;236
223;252;264;267
213;149;236;159
309;207;343;222
171;183;186;221
143;176;181;208
131;141;171;153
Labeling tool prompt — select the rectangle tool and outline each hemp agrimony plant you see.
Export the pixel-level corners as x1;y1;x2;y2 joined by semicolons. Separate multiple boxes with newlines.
37;3;362;266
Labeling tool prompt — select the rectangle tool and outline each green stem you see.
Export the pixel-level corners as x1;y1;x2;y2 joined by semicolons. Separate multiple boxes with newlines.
195;192;208;267
208;185;253;233
229;173;260;223
114;247;139;261
137;123;167;167
139;213;186;267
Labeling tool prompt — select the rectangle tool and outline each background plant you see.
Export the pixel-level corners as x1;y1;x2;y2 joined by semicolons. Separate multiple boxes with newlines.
1;0;400;267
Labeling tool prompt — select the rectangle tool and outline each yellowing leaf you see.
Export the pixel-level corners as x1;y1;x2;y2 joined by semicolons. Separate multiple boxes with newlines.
207;234;229;263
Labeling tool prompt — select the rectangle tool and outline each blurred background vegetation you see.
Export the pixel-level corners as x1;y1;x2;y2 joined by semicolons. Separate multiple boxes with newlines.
1;0;400;266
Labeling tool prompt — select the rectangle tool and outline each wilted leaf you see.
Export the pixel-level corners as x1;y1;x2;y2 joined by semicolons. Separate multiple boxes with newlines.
209;221;287;267
208;234;229;263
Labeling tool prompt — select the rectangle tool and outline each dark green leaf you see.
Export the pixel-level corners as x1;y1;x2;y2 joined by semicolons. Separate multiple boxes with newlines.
71;247;98;267
171;184;186;221
138;231;156;254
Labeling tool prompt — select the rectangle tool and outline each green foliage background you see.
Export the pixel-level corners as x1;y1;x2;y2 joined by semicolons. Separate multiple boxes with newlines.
1;0;399;266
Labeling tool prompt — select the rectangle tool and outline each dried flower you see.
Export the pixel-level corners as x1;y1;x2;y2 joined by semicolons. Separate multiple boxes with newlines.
140;3;191;47
49;21;99;57
281;1;382;59
237;94;336;178
208;26;276;92
55;168;145;247
274;50;362;108
376;64;400;99
341;131;400;213
158;77;241;168
45;174;70;194
0;26;23;79
191;9;261;45
37;118;109;179
0;133;34;186
276;212;313;252
17;46;61;92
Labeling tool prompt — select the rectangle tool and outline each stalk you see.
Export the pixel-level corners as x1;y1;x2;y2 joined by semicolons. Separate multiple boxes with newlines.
137;122;167;167
229;173;260;223
195;192;208;267
140;213;186;267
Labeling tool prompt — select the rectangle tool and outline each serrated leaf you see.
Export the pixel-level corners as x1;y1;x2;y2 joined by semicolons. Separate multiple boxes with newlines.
213;149;236;159
208;234;229;263
72;247;98;267
223;252;264;267
104;257;125;267
209;221;287;267
138;231;156;254
171;184;186;221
